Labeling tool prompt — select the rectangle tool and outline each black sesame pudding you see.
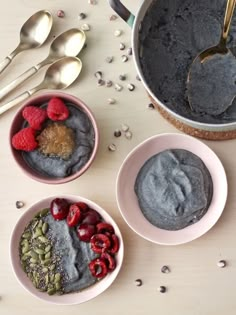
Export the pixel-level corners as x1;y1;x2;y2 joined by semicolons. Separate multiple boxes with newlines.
10;92;99;184
134;149;213;231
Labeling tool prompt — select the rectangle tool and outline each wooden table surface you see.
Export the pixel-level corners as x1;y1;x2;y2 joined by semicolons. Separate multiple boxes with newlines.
1;1;236;314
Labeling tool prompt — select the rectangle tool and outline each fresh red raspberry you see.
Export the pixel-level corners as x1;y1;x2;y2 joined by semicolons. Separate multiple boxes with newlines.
47;97;69;121
12;127;38;151
22;106;47;130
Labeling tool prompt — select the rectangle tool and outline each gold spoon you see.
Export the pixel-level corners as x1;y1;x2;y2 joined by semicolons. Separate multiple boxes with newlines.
0;29;86;101
0;57;82;115
0;10;53;75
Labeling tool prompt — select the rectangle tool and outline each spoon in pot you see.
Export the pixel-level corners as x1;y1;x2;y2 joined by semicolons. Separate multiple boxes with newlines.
0;10;53;75
0;29;86;101
0;56;82;115
187;0;236;115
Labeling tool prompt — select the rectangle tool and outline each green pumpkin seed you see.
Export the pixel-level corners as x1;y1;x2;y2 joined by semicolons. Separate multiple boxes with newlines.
22;232;31;239
32;220;39;230
21;262;27;272
45;245;51;253
49;274;55;282
30;263;37;268
30;258;38;264
50;264;56;271
39;208;49;218
35;227;42;236
34;248;44;255
42;267;48;273
21;239;29;246
54;273;61;282
22;244;30;254
37;220;43;228
42;222;48;234
55;282;61;291
45;274;49;285
22;253;30;261
39;254;45;261
30;250;39;260
38;236;48;243
47;287;56;295
42;259;51;266
45;252;51;259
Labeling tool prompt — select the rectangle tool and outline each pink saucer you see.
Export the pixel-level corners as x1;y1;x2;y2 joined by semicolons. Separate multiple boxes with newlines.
116;133;228;245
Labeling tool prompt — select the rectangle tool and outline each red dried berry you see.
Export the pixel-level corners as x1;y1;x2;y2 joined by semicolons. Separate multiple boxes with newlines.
47;97;69;121
90;234;111;254
22;106;47;130
89;258;108;278
12;127;38;151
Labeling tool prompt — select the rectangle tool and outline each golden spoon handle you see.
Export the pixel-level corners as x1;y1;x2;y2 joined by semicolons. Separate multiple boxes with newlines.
222;0;236;44
0;86;41;115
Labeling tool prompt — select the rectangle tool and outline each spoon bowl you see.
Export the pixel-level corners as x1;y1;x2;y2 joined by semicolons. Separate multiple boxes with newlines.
0;56;82;115
0;10;52;74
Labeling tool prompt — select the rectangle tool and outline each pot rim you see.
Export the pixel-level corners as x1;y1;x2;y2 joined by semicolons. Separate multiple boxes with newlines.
131;0;236;131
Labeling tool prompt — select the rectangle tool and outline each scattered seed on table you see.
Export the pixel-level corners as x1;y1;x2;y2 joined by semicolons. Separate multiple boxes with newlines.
147;103;155;110
121;123;129;132
115;83;123;91
16;201;24;209
135;279;143;286
108;143;116;152
125;131;133;140
106;80;113;87
97;79;105;86
78;13;87;20
121;55;128;62
57;10;65;18
127;47;133;55
127;83;135;91
217;260;227;268
114;29;122;37
81;23;90;31
110;14;118;21
108;98;116;105
136;75;141;81
106;56;114;63
94;71;102;79
158;286;167;293
114;129;122;137
119;74;126;81
161;266;170;274
119;43;126;50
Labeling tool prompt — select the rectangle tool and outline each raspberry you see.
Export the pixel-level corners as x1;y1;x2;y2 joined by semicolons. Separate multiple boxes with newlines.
22;106;47;130
47;97;69;121
12;127;38;151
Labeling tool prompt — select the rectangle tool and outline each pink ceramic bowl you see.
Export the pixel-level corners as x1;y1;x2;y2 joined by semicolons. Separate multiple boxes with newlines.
10;195;124;305
116;133;228;245
9;92;99;184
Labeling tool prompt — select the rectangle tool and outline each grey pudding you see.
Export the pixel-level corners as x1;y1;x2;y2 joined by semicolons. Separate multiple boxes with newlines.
139;0;236;123
45;214;97;293
22;103;95;178
134;149;213;230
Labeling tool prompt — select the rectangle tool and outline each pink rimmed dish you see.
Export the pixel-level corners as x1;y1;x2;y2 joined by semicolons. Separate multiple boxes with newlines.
116;133;227;245
10;195;124;305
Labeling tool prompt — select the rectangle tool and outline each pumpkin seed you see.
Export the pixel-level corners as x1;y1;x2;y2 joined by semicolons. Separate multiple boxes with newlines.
39;254;45;261
47;287;56;295
55;282;61;291
22;244;30;254
50;274;55;282
45;274;49;285
37;220;43;228
30;258;38;264
32;220;39;230
30;263;37;268
50;264;56;271
22;232;31;239
34;248;44;255
54;273;61;282
38;236;48;243
21;239;29;246
42;222;48;234
45;252;51;259
30;250;39;260
22;253;30;261
39;208;49;217
35;227;42;236
45;245;51;253
42;267;48;273
42;259;51;266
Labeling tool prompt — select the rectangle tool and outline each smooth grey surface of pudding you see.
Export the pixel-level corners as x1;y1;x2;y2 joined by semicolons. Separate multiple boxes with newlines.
139;0;236;123
45;214;97;293
22;103;95;178
134;149;213;231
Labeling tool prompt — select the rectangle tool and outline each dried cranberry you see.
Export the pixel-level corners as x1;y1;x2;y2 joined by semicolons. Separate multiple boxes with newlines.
77;223;96;242
109;234;119;254
90;234;111;253
101;252;116;271
89;258;108;278
67;204;82;227
50;198;70;220
82;209;101;225
96;222;114;235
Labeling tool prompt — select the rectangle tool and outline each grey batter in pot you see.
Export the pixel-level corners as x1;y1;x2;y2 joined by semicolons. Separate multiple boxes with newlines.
139;0;236;123
134;149;213;230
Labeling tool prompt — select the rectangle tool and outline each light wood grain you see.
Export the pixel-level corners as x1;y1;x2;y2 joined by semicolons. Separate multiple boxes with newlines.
0;1;236;314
